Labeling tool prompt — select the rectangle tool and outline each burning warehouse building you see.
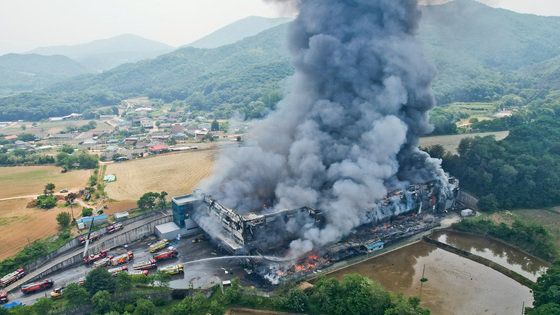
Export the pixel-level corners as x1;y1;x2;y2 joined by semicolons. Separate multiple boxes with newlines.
173;177;458;255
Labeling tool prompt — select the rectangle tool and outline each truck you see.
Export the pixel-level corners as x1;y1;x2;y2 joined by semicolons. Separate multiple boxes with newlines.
107;223;123;234
0;291;7;304
84;249;108;264
21;279;54;294
149;239;169;253
111;252;134;266
133;259;157;270
128;270;149;277
153;248;178;261
50;287;64;299
0;268;25;287
159;264;184;275
107;266;128;276
93;257;112;268
79;232;99;245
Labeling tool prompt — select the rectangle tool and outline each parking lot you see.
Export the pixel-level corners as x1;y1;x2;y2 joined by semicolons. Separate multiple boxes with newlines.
9;233;252;305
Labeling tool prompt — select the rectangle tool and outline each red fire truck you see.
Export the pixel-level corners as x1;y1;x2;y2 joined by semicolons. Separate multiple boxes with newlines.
93;257;112;268
153;248;178;262
111;252;134;266
84;250;108;264
133;259;157;270
108;266;128;276
21;279;54;294
107;223;123;233
0;291;8;304
78;232;99;245
0;268;25;287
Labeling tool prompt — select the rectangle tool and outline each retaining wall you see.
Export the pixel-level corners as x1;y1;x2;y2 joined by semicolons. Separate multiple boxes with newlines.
29;214;173;281
22;210;169;275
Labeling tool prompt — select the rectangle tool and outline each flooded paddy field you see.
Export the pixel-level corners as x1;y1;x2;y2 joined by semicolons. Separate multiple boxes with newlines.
432;230;549;281
327;235;538;315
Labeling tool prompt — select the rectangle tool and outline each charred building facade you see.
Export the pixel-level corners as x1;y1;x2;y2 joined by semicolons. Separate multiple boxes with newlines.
174;177;458;255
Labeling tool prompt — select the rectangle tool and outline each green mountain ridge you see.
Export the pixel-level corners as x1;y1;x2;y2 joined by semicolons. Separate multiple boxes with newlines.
0;53;87;98
2;0;560;121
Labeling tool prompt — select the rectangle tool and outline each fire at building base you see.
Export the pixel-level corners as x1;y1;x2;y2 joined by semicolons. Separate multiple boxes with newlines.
171;177;459;284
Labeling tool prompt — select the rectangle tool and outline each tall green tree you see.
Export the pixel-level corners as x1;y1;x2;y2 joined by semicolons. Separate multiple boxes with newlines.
84;267;116;294
64;283;90;307
91;290;113;314
133;298;156;315
44;183;55;195
56;212;71;229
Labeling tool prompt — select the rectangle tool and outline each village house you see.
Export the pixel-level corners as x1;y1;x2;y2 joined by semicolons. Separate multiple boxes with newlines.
148;144;169;154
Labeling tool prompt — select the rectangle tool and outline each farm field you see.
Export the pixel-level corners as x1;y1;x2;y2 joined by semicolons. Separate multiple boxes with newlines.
104;149;217;201
0;198;78;260
0;119;113;137
0;166;91;199
0;166;91;259
419;131;509;154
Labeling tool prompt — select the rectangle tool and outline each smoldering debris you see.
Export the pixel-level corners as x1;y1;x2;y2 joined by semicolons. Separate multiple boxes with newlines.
198;0;452;257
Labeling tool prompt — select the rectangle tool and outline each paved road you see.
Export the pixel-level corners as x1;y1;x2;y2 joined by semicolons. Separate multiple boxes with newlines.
4;209;171;293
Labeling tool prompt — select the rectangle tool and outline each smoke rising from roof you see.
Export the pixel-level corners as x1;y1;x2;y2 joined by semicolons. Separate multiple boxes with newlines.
199;0;448;256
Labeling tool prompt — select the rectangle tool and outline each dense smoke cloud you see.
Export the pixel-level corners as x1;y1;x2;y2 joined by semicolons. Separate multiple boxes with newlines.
199;0;448;255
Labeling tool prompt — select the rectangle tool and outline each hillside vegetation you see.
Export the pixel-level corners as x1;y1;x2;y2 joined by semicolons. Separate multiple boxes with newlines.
2;0;560;121
0;54;87;97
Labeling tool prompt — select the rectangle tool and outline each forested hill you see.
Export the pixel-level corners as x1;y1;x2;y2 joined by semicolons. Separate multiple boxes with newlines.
2;0;560;121
0;53;87;98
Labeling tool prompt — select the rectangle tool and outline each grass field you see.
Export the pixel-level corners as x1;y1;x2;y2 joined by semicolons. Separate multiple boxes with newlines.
444;102;497;125
0;166;91;199
104;149;217;201
483;208;560;250
0;198;79;260
420;131;509;154
0;119;113;137
0;166;92;260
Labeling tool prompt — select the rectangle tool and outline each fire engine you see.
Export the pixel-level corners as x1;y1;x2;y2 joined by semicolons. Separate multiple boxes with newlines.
107;223;123;234
149;239;169;253
79;232;100;245
21;279;54;294
133;259;157;270
153;248;178;261
111;252;134;266
108;266;128;276
159;264;184;275
84;249;108;264
0;268;25;287
0;291;8;304
128;270;149;277
93;257;112;268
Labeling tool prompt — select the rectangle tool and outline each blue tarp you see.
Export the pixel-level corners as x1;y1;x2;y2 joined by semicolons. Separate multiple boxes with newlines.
365;241;384;251
3;301;24;309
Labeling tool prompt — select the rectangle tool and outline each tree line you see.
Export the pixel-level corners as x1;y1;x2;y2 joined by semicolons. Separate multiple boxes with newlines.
425;115;560;210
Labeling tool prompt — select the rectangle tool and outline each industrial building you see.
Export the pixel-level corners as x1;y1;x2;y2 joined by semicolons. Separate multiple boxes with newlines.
153;195;201;240
171;177;459;255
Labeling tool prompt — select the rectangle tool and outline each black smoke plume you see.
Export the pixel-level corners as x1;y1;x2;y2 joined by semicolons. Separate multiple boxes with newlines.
199;0;449;255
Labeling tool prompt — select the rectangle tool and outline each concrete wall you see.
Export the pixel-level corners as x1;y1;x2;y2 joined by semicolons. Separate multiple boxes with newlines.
29;214;173;281
22;210;170;275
